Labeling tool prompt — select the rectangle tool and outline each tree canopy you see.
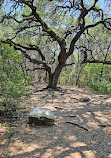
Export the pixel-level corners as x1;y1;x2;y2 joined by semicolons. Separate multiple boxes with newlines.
0;0;111;88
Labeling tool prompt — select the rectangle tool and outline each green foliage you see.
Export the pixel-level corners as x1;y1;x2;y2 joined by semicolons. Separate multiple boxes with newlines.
89;80;111;94
59;62;111;94
0;43;31;108
59;71;70;85
7;126;12;136
84;63;103;81
59;67;75;85
79;63;111;93
0;0;111;90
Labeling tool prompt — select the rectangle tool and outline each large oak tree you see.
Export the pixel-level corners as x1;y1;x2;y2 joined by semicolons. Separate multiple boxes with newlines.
0;0;111;89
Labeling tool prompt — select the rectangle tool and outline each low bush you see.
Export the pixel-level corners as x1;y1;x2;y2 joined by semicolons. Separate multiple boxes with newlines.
0;44;32;109
89;80;111;94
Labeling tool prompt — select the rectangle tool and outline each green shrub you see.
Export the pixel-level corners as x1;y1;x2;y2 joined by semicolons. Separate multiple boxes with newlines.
89;80;111;94
59;67;75;85
0;43;32;109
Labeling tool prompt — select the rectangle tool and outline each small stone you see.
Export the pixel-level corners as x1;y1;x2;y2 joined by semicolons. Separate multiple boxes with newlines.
28;107;54;126
52;94;57;99
81;96;91;102
108;142;111;146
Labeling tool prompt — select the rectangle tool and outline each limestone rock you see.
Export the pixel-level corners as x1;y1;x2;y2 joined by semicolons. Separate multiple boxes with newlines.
108;142;111;146
81;96;91;102
28;107;54;125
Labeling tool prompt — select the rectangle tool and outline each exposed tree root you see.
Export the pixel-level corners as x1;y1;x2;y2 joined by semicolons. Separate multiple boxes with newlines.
65;121;88;131
34;86;67;92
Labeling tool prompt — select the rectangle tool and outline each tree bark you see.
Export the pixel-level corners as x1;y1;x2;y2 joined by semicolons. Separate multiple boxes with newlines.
47;64;64;89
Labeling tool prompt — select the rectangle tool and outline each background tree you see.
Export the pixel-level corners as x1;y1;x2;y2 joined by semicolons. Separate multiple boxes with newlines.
58;24;111;92
0;0;111;89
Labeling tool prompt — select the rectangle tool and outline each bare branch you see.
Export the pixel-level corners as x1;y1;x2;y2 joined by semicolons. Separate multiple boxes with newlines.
86;60;111;65
64;62;75;67
103;18;111;30
26;67;45;71
0;15;34;23
85;18;111;30
80;0;85;9
1;39;51;73
14;0;66;47
11;24;41;40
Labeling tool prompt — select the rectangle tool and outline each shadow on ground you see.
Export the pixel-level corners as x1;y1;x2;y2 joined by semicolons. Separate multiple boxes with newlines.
0;85;111;158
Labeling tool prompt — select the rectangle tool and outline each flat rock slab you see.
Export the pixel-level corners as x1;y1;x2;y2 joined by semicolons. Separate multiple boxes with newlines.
28;107;54;125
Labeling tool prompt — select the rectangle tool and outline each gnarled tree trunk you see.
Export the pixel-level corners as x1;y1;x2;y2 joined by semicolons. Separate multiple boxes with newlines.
47;64;64;89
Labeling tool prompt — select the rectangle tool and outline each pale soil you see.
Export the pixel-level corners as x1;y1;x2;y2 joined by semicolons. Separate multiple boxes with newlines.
0;84;111;158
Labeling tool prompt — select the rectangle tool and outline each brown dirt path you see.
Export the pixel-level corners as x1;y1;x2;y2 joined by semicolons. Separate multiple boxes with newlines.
0;85;111;158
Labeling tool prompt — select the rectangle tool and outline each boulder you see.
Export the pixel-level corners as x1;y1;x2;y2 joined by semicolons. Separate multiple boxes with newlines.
28;107;54;125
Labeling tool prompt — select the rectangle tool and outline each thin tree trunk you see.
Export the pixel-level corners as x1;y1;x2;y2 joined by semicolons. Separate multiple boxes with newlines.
76;64;86;87
99;66;104;81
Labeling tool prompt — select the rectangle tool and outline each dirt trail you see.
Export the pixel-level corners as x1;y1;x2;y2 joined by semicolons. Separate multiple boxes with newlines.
0;85;111;158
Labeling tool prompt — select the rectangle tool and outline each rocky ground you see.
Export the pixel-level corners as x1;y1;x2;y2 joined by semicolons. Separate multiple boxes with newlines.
0;84;111;158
